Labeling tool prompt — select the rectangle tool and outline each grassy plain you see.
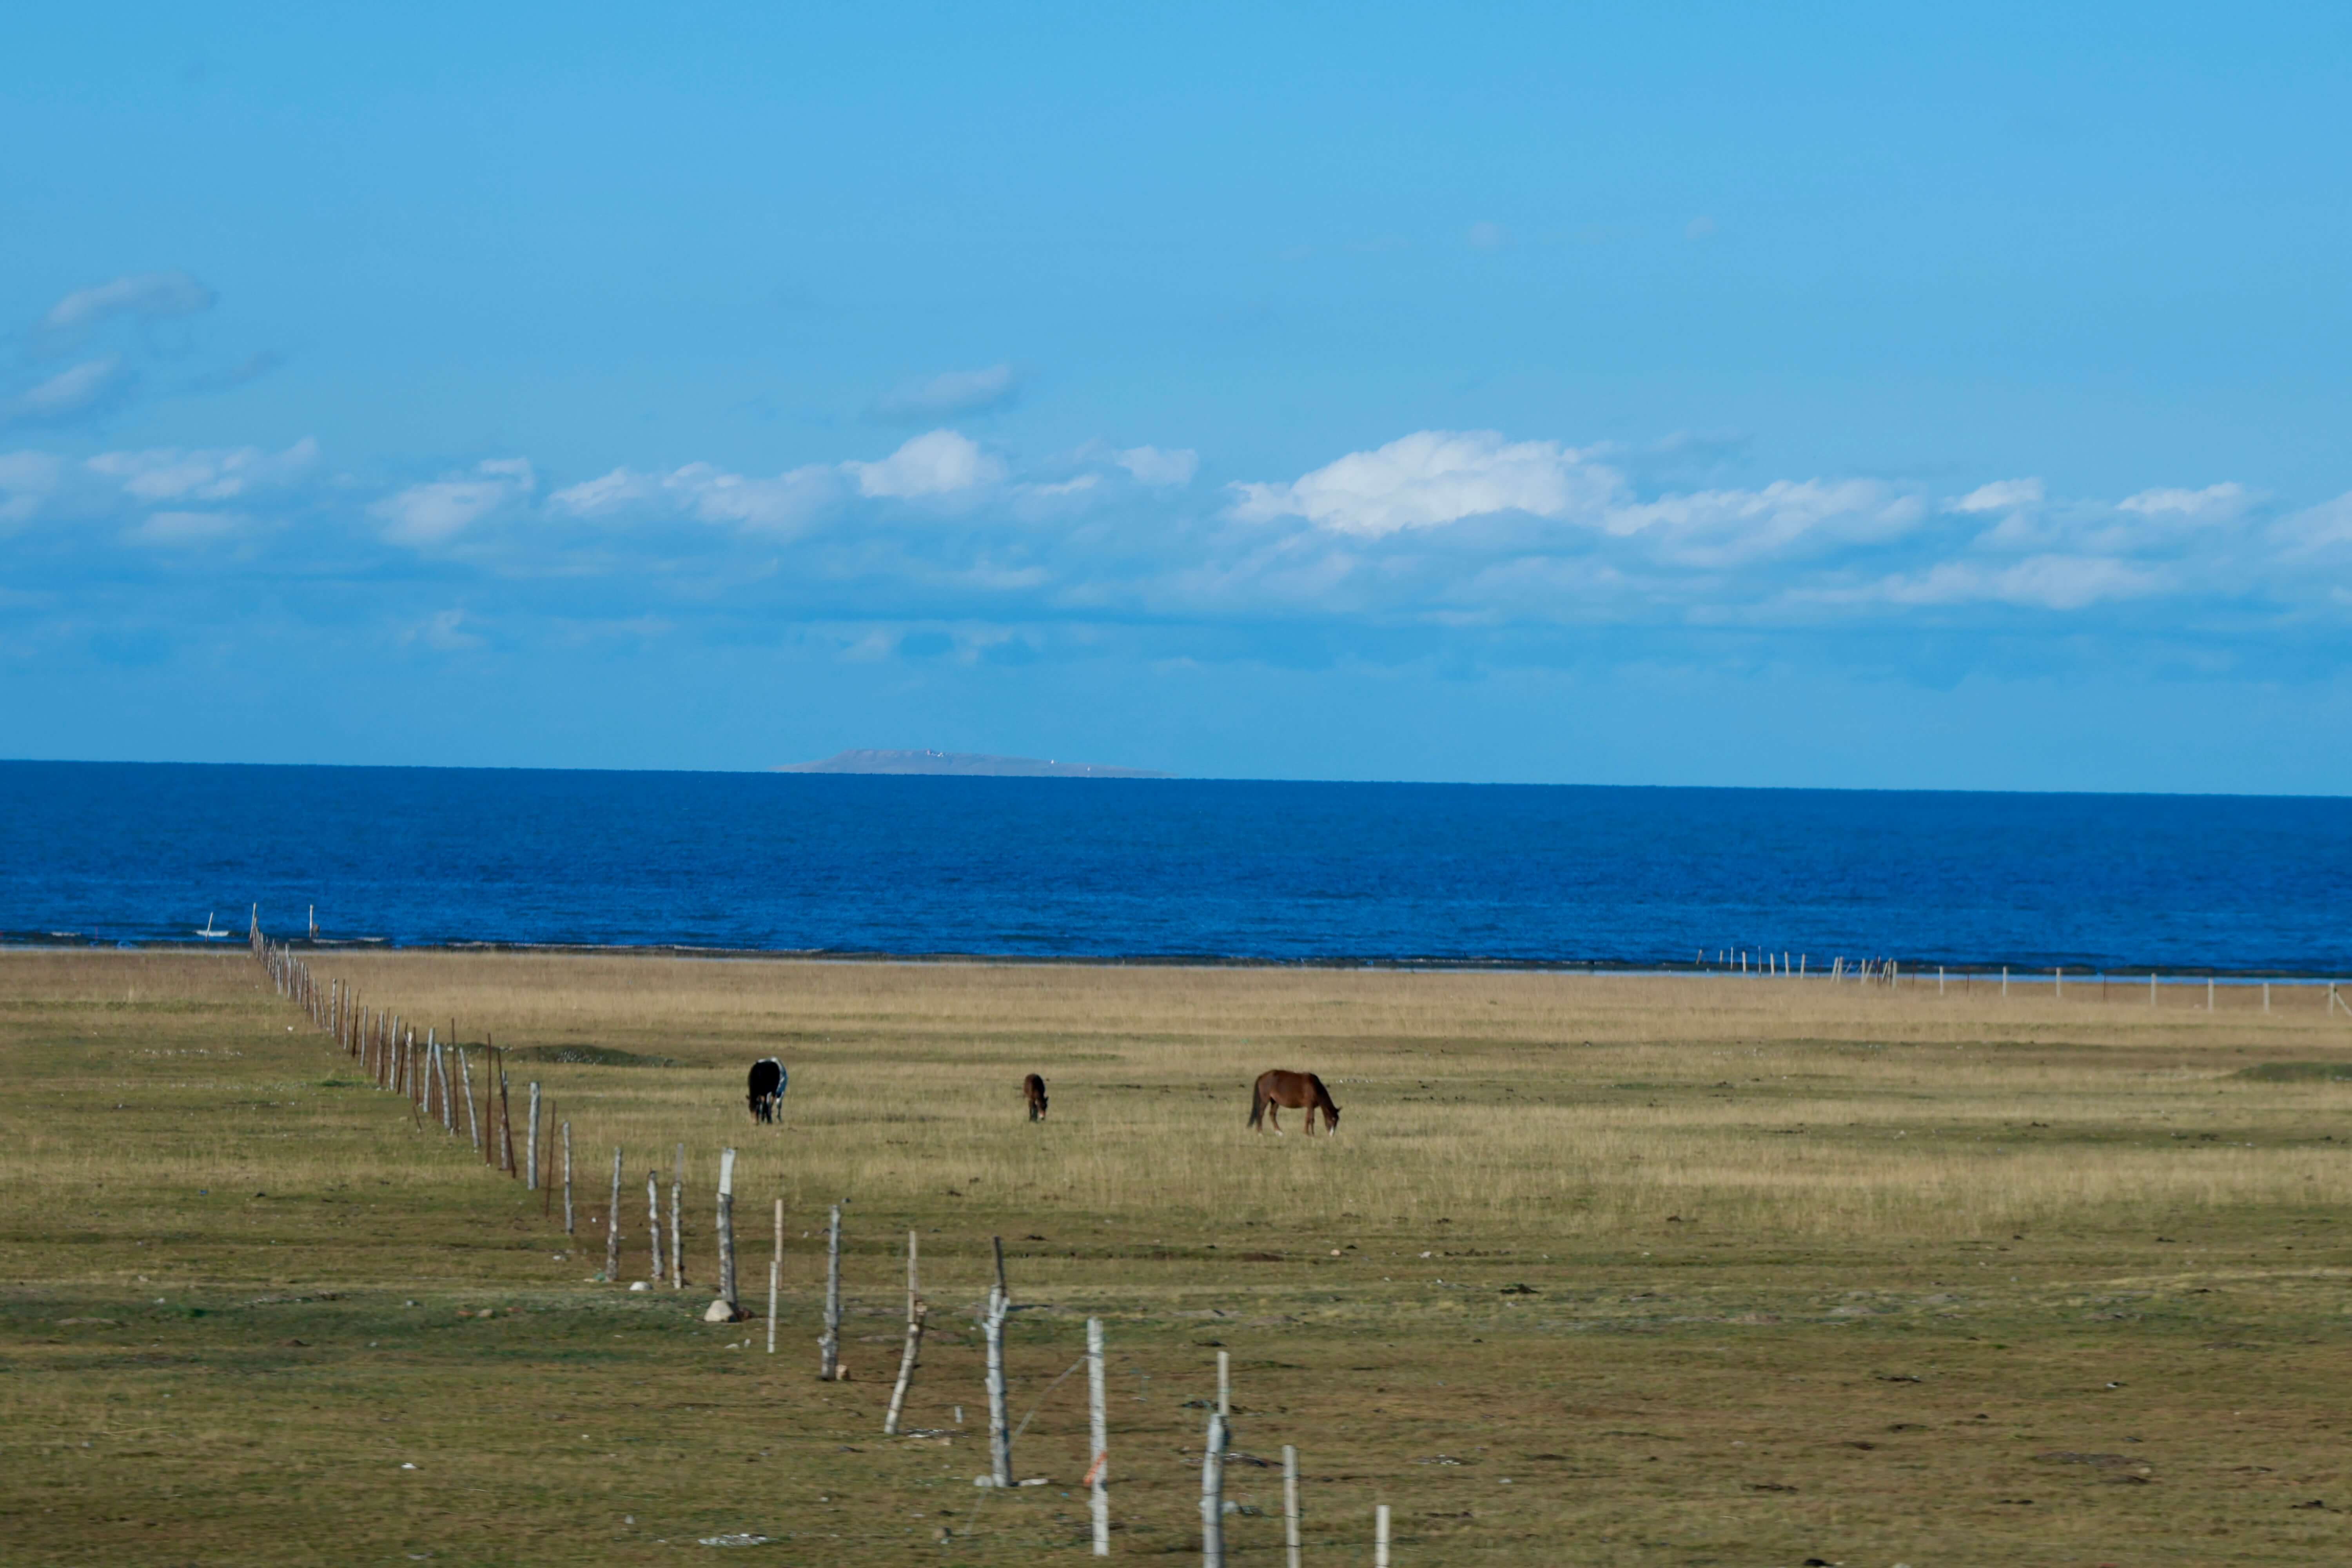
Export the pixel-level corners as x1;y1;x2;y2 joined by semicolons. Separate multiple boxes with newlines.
5;947;2352;1566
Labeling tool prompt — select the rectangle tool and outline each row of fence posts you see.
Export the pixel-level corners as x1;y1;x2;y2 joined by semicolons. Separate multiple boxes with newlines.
250;911;576;1232
1707;938;2352;1014
250;913;1391;1559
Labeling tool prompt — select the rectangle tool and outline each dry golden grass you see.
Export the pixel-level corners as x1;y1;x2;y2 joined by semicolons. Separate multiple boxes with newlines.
6;947;2352;1564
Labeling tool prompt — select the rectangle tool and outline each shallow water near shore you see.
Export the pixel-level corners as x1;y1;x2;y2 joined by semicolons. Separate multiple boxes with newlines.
2;759;2347;972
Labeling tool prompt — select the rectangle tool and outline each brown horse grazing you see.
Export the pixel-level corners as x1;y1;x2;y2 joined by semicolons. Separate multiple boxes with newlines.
1024;1073;1049;1122
1249;1070;1340;1135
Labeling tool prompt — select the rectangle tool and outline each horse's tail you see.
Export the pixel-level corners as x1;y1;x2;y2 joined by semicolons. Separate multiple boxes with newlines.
1247;1087;1266;1129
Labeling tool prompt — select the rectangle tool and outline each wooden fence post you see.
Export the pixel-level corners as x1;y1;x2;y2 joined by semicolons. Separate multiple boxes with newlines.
1282;1445;1301;1568
646;1171;663;1284
526;1083;541;1191
715;1147;739;1311
884;1301;928;1437
984;1285;1010;1485
1216;1349;1230;1419
2208;976;2216;1011
820;1204;843;1381
907;1230;919;1325
605;1147;623;1281
561;1120;573;1234
668;1154;684;1290
1200;1410;1225;1567
459;1048;480;1153
1374;1502;1391;1568
767;1257;781;1356
499;1053;517;1176
1089;1318;1110;1556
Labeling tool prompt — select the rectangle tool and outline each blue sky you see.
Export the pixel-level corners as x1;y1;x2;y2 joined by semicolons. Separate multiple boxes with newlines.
5;2;2351;789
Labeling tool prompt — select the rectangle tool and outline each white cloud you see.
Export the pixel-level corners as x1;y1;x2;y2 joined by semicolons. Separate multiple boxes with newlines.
845;429;1004;499
127;510;246;546
1115;445;1198;487
1232;430;1609;537
2118;482;2250;523
372;458;536;546
1947;477;2044;514
33;271;215;349
1838;554;2167;612
1606;479;1924;567
408;608;486;651
2273;491;2352;556
0;451;63;526
870;364;1019;420
552;461;841;535
3;356;136;425
87;437;319;502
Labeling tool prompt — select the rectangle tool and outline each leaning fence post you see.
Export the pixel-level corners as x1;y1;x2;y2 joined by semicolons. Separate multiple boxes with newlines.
1089;1318;1110;1555
1200;1411;1225;1567
820;1204;844;1381
1282;1444;1301;1568
907;1229;920;1325
884;1300;928;1436
715;1147;739;1312
459;1048;480;1153
526;1083;541;1191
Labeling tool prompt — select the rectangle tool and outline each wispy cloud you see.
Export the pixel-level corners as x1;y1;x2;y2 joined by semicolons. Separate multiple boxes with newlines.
372;458;536;546
2;356;137;426
868;364;1020;421
31;271;215;353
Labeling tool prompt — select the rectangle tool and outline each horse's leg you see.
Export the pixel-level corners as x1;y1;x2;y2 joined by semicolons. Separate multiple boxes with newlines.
1269;1105;1283;1136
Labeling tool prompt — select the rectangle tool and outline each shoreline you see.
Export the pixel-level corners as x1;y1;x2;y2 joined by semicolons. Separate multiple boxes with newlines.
3;935;2342;984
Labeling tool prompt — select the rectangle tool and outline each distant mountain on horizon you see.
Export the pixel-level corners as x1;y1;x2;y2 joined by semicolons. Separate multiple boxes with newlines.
773;748;1172;779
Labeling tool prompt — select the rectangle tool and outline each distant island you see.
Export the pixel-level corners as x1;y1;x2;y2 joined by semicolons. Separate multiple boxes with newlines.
773;748;1172;779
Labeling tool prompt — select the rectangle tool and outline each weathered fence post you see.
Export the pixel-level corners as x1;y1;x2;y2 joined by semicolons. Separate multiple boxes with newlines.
820;1204;844;1381
605;1147;623;1281
993;1234;1010;1308
1216;1349;1230;1419
646;1171;663;1284
2208;976;2216;1012
526;1083;541;1191
459;1048;480;1153
1089;1317;1110;1556
1282;1444;1301;1568
1374;1502;1391;1568
669;1144;684;1290
884;1300;928;1437
767;1256;781;1356
906;1229;920;1324
561;1120;573;1234
984;1285;1011;1485
715;1147;739;1312
1200;1410;1225;1567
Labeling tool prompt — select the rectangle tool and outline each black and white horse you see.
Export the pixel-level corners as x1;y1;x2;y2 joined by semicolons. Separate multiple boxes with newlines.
747;1057;787;1123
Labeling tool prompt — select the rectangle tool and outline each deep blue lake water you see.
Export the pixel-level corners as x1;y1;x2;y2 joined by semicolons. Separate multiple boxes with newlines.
0;761;2345;974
